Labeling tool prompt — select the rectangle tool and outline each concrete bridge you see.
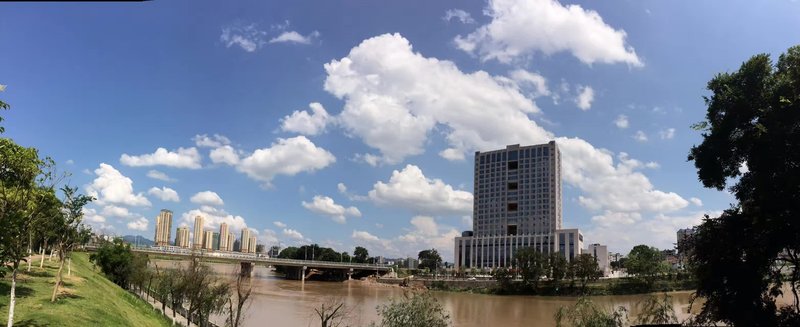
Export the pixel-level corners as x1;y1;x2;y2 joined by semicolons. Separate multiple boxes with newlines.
92;245;391;281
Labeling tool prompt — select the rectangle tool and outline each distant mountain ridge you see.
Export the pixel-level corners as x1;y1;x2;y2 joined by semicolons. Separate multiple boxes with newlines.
121;235;154;247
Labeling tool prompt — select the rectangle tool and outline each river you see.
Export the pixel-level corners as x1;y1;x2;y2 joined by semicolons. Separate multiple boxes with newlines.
153;260;710;326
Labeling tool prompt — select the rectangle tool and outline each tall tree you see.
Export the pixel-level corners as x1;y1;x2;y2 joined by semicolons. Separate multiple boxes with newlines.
50;186;93;302
549;252;569;288
353;246;369;263
418;249;442;274
0;137;56;327
514;247;548;288
687;45;800;326
571;254;601;293
625;245;665;285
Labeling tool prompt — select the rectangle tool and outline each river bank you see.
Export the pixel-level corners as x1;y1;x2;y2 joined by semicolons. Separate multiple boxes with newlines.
1;252;171;326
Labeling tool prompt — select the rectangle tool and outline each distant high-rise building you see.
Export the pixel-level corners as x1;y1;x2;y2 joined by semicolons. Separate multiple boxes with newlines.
175;226;190;248
233;239;241;252
455;142;583;269
240;228;252;253
193;215;204;249
212;232;220;251
249;236;257;254
219;223;230;251
587;243;609;276
154;209;173;246
227;232;235;252
203;230;214;251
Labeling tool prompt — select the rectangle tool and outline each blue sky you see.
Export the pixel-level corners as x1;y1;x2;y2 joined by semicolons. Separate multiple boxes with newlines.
2;0;799;260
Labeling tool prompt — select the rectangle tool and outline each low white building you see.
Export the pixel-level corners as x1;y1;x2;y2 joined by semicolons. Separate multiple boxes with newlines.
586;243;610;276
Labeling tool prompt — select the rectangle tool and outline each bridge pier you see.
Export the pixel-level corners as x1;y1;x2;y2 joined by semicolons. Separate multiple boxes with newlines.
240;262;253;277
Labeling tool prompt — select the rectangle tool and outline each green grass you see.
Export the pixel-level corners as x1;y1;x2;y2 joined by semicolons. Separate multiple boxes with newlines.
1;252;171;327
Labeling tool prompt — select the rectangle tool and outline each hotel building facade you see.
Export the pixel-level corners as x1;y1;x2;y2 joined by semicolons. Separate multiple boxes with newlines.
454;142;584;269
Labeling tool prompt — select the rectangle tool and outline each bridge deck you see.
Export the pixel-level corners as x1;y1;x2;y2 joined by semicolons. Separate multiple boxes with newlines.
116;246;391;271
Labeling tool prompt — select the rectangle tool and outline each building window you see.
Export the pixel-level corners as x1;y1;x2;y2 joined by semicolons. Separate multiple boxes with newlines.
507;182;518;190
507;203;518;211
508;161;518;170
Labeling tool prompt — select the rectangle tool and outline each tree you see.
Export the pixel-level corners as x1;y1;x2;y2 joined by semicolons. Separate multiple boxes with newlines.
549;252;569;288
625;245;665;284
50;186;93;302
418;249;442;275
514;247;547;288
314;297;350;327
354;246;369;263
90;238;137;288
493;267;513;292
226;267;253;327
571;254;601;293
635;293;678;325
554;297;627;327
687;45;800;326
374;292;450;327
0;137;57;327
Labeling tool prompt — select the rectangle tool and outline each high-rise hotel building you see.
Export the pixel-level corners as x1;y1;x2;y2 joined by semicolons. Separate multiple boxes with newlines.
454;142;583;269
193;215;205;250
154;209;173;246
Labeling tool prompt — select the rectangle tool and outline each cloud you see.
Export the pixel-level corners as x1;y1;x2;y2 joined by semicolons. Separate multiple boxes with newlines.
82;208;106;223
220;22;267;52
454;0;642;66
337;183;348;194
283;228;306;241
508;69;550;98
575;85;595;110
146;170;175;182
614;115;629;129
586;210;721;253
65;159;74;165
280;102;332;135
337;182;367;201
147;187;180;202
352;230;381;242
644;161;660;169
86;163;151;207
368;164;473;216
325;33;545;165
120;147;202;169
235;136;336;185
269;30;320;45
261;229;279;245
690;197;703;206
190;191;224;206
659;128;676;140
193;134;231;148
273;221;287;228
102;205;131;218
443;9;475;24
633;130;648;142
127;217;149;231
209;145;241;165
302;195;361;224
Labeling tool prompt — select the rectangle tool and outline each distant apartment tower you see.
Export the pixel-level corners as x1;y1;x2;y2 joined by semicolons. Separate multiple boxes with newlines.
249;236;258;254
219;223;230;251
240;229;252;253
212;232;220;251
175;226;190;248
203;230;214;251
193;215;204;249
226;232;235;252
154;209;173;246
455;142;583;269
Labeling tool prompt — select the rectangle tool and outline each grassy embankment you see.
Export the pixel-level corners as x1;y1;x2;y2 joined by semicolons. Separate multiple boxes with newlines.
1;252;171;327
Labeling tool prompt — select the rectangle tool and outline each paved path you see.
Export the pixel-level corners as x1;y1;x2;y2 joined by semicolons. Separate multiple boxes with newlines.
139;292;197;327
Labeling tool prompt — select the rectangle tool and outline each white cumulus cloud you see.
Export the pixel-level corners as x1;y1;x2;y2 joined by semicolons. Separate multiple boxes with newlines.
302;195;361;224
193;134;231;148
614;115;629;129
368;164;473;216
147;187;180;202
127;217;149;231
273;221;287;228
120;147;202;169
575;85;595;110
190;191;224;206
269;31;320;45
660;128;676;140
454;0;643;66
443;9;475;24
85;163;151;207
283;228;306;241
146;170;175;182
280;102;332;135
235;136;336;186
633;130;648;142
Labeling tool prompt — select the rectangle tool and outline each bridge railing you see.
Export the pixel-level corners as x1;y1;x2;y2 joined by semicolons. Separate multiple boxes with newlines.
124;245;391;270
